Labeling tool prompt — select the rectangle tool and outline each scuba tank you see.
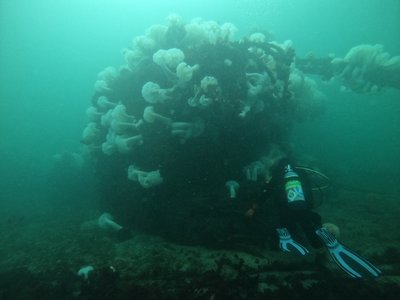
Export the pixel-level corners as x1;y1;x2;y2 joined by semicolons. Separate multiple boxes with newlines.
284;164;307;208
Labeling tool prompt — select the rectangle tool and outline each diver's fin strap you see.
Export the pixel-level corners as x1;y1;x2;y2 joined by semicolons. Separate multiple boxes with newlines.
276;227;309;256
316;227;381;278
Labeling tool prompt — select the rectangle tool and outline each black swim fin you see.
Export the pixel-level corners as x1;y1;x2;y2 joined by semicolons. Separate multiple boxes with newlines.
316;227;381;278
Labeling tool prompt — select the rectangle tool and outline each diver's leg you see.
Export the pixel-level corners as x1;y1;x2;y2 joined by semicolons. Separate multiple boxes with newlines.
298;210;324;249
276;208;309;256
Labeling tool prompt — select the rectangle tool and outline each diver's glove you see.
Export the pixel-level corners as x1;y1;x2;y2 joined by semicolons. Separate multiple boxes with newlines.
276;227;309;256
316;227;381;278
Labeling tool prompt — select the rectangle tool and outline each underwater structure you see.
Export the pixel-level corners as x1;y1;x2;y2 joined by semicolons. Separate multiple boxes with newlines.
80;15;400;248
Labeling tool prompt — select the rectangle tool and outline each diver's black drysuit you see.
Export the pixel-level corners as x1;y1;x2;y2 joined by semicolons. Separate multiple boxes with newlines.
268;158;323;249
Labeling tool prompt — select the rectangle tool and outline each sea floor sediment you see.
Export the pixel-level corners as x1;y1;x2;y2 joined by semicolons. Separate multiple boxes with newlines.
1;190;399;299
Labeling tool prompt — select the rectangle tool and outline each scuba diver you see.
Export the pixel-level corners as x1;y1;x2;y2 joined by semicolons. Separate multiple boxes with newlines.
244;156;381;279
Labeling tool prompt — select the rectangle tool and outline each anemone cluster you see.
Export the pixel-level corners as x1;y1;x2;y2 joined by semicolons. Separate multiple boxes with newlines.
332;44;400;93
80;15;326;244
